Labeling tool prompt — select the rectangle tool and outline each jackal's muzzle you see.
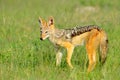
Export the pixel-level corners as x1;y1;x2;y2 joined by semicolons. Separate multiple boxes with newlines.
40;37;43;41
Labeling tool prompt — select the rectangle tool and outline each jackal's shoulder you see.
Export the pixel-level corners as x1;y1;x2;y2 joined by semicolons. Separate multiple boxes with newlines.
64;25;101;39
54;29;65;38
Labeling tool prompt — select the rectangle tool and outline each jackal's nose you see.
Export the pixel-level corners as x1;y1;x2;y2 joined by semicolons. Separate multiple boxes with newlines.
40;38;43;40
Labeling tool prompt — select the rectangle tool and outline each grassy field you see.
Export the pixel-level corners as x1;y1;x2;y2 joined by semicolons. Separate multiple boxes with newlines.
0;0;120;80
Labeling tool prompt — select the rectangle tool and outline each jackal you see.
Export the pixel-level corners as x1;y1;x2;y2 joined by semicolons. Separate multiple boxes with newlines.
38;17;108;72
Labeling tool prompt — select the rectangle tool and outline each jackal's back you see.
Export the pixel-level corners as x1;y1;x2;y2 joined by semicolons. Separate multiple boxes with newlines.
65;25;101;39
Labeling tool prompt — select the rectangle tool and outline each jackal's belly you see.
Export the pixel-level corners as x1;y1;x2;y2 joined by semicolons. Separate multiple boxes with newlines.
71;32;89;46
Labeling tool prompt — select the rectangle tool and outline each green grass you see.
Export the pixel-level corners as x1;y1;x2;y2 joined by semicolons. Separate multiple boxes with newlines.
0;0;120;80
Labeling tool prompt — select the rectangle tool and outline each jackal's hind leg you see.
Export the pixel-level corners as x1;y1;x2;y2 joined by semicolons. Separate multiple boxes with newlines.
87;50;96;72
86;43;97;72
86;30;100;72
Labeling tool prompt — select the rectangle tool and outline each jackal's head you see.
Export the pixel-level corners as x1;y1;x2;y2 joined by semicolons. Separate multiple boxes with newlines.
38;17;54;40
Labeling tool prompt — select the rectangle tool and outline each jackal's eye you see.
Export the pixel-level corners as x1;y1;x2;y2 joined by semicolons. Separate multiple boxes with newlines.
45;31;48;33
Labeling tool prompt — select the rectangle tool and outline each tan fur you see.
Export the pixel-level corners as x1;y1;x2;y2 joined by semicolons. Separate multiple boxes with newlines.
39;17;108;72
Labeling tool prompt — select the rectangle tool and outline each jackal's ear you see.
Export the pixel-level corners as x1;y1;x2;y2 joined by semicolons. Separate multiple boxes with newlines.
38;17;42;24
48;16;54;26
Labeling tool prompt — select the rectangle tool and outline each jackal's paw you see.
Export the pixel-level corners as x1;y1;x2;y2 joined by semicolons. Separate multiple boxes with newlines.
56;63;60;67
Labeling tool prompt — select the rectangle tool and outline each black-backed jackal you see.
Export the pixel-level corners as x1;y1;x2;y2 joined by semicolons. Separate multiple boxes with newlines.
38;17;108;72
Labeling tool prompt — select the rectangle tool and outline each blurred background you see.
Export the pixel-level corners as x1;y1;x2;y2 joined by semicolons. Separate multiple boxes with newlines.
0;0;120;80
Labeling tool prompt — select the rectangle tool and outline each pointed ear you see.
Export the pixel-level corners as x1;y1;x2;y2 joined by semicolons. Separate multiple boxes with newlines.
48;16;54;26
38;17;42;24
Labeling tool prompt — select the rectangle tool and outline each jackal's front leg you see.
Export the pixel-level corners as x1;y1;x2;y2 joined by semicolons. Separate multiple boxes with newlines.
55;45;63;66
56;51;62;66
66;45;74;69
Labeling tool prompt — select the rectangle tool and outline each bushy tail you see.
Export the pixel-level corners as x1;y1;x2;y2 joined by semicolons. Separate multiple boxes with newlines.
99;30;108;64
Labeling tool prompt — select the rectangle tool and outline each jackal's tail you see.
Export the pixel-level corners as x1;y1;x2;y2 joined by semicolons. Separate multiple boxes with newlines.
99;30;108;64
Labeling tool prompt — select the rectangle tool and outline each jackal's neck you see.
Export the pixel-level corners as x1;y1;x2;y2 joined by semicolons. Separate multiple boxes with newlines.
48;27;57;43
50;25;55;30
48;26;64;43
49;26;59;37
49;25;56;37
